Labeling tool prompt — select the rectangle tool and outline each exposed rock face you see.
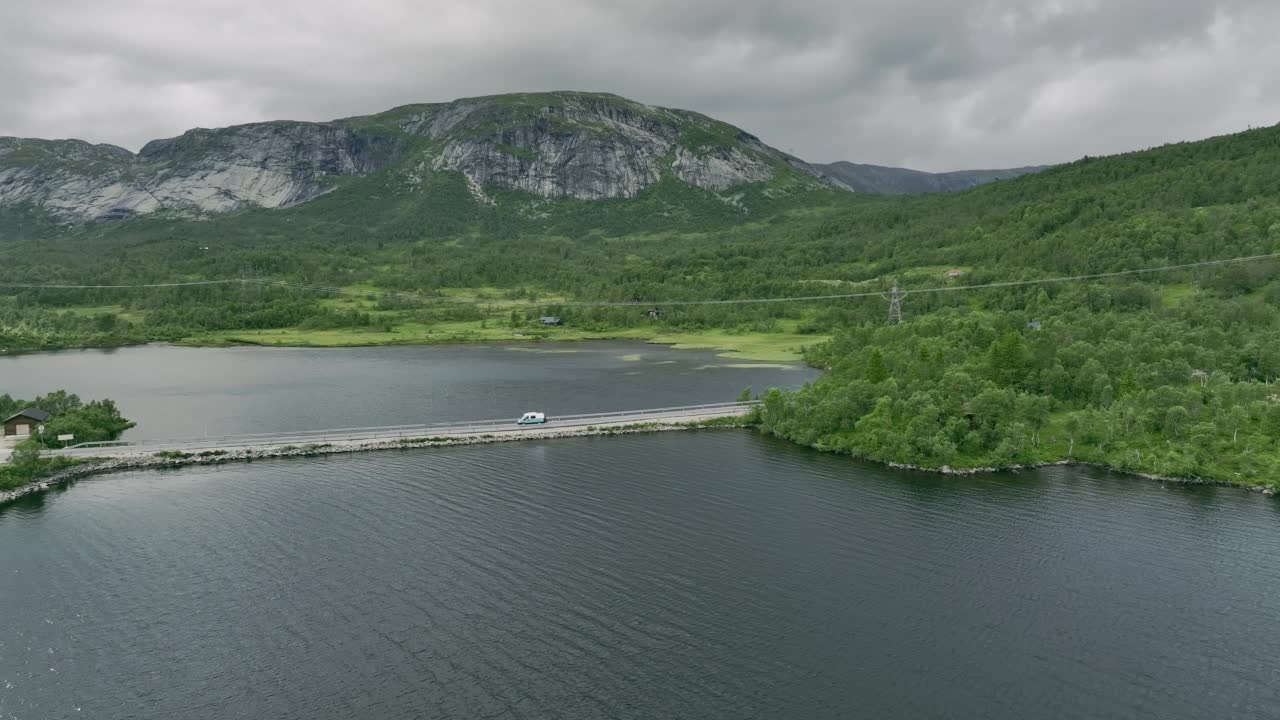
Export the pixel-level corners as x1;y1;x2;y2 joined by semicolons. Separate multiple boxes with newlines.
413;93;791;199
134;124;401;214
429;129;668;200
0;91;839;222
0;124;401;221
670;146;775;191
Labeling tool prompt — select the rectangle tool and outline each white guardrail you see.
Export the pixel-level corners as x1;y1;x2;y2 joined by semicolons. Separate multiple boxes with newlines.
48;402;759;456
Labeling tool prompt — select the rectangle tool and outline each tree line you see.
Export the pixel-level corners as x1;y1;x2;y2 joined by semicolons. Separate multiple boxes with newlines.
3;122;1280;485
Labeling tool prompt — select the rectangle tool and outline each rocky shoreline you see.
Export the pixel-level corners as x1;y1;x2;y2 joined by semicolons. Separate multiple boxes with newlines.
0;421;747;506
4;422;1274;507
884;459;1277;495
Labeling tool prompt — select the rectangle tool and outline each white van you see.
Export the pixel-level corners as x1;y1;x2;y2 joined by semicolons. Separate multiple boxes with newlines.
516;411;546;425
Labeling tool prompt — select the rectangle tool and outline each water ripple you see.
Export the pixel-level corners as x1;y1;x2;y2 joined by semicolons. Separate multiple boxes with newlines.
1;432;1278;719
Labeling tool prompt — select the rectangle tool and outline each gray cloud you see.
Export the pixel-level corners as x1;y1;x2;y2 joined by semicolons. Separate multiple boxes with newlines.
2;0;1279;170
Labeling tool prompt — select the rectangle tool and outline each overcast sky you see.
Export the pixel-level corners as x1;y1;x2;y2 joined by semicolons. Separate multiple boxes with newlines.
3;0;1279;171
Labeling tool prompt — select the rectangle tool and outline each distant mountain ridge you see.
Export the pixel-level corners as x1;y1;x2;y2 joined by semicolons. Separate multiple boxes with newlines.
814;161;1049;195
0;90;1056;225
0;92;846;223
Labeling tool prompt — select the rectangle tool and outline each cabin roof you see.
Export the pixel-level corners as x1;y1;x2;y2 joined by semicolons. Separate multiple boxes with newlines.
3;408;51;424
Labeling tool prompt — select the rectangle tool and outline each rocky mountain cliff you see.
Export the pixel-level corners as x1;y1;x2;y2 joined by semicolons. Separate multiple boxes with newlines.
0;92;845;222
814;161;1048;195
0;125;402;222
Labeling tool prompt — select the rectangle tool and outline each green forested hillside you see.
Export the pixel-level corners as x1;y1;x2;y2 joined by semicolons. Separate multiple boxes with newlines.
759;296;1280;487
746;126;1280;489
3;122;1280;487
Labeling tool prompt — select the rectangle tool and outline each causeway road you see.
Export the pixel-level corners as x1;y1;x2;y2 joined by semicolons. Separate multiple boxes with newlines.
45;402;756;461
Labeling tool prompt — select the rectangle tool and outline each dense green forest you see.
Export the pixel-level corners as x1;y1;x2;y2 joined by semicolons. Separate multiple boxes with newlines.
759;298;1280;487
3;122;1280;488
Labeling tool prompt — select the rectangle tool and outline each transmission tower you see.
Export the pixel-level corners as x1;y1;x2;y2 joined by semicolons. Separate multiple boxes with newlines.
882;285;906;324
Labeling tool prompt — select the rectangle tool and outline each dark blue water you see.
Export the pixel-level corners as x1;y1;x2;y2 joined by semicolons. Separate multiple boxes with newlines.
2;346;1279;719
0;341;815;439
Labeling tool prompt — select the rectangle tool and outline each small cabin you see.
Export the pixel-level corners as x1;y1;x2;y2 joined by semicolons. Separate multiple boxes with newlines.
946;268;966;278
539;316;562;326
1027;320;1042;330
3;408;51;437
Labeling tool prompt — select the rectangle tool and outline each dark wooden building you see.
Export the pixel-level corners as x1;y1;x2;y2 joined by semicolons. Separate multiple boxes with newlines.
3;408;51;437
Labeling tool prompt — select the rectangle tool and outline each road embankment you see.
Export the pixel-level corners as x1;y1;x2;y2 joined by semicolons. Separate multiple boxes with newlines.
0;415;751;506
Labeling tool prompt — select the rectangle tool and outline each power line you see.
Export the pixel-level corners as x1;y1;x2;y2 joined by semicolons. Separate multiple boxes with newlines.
883;285;904;324
263;251;1280;306
910;252;1280;297
0;279;243;289
3;251;1278;306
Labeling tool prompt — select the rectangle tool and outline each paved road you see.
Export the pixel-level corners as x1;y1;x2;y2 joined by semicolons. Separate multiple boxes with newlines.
0;435;22;463
42;403;756;460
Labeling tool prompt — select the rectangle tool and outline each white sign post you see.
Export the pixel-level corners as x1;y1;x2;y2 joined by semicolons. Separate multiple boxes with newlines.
57;433;74;448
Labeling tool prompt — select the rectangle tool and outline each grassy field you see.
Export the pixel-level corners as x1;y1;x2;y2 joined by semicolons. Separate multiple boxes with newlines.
642;330;822;362
316;286;574;312
29;281;827;361
186;322;824;361
56;305;146;323
1159;283;1198;306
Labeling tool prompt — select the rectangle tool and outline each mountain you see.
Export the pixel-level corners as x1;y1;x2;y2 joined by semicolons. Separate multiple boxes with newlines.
0;126;402;222
0;92;844;223
4;119;1279;487
814;161;1048;194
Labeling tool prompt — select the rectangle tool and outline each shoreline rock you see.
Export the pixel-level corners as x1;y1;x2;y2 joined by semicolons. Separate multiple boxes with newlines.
3;423;1274;506
884;459;1275;495
0;422;748;506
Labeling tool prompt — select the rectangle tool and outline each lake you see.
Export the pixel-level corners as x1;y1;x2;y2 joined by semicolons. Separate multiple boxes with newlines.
2;344;1279;719
0;341;816;439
